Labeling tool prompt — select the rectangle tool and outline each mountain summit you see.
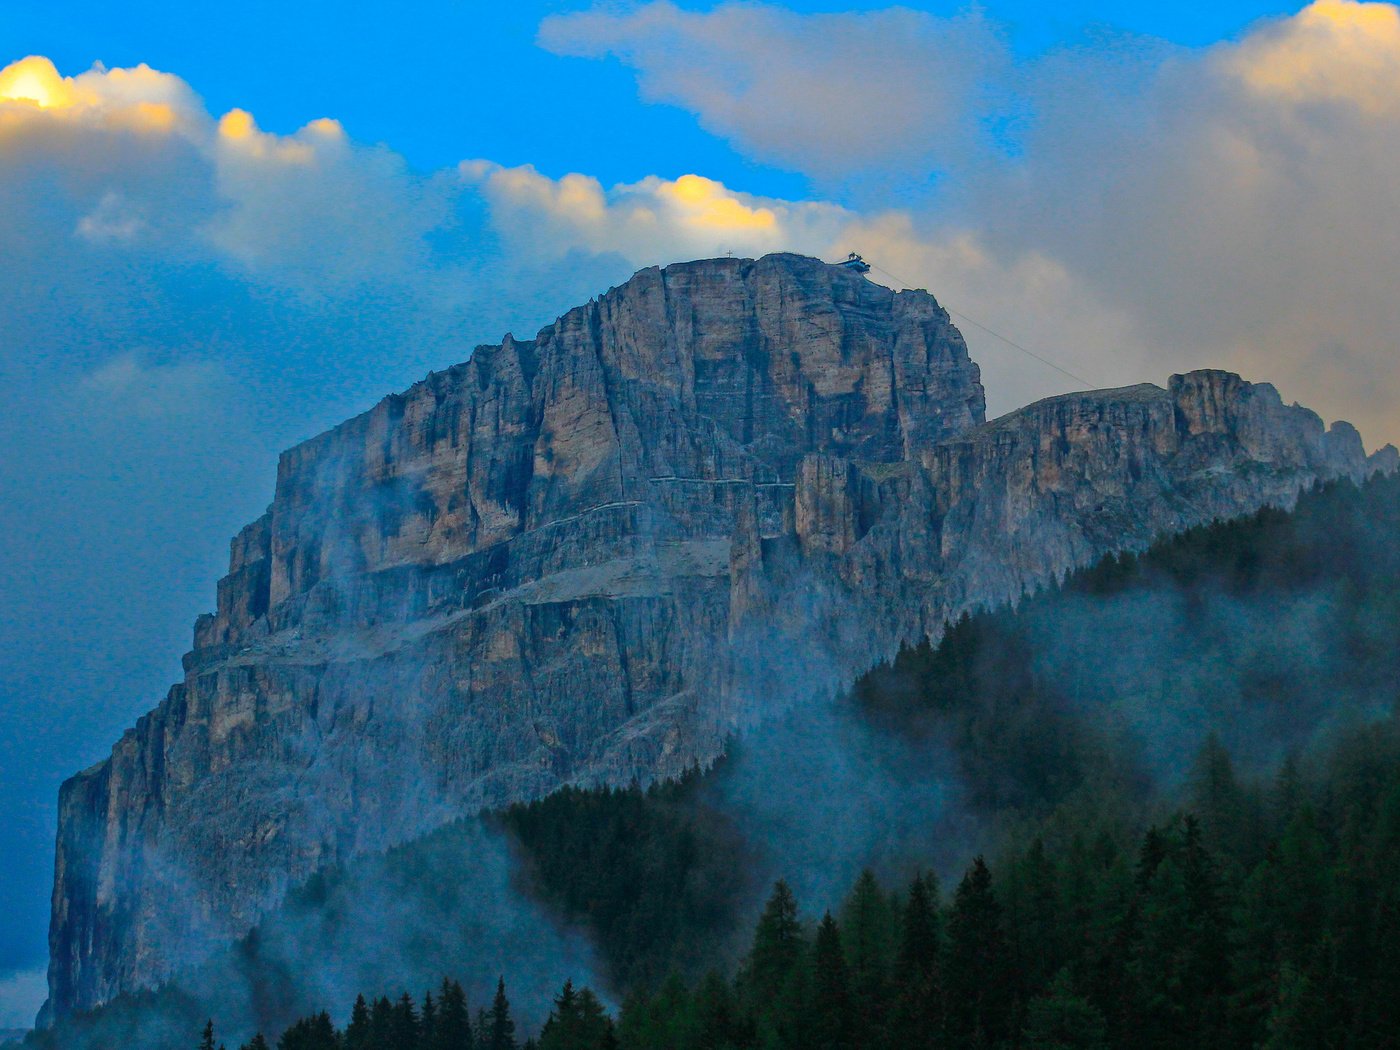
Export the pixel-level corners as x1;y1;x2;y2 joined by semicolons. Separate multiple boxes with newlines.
42;253;1387;1024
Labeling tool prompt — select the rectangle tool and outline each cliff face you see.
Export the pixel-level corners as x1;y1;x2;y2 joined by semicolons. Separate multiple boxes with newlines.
42;253;1386;1023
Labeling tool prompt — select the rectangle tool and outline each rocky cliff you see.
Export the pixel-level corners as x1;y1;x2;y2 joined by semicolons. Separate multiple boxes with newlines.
42;253;1390;1024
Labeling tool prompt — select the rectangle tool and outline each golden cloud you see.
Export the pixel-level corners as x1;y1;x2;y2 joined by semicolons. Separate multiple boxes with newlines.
1228;0;1400;115
461;162;802;264
0;55;78;108
0;55;195;137
216;108;345;164
660;174;777;231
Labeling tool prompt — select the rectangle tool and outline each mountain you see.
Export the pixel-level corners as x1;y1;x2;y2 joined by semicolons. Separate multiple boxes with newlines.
41;252;1391;1025
31;471;1400;1050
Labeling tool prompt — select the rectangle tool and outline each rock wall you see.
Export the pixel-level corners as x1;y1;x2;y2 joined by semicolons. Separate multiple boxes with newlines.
42;253;1389;1023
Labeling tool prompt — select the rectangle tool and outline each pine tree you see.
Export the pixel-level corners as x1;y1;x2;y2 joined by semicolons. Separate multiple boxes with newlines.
1081;847;1136;1048
538;980;580;1050
1023;968;1108;1050
1135;827;1169;892
811;913;852;1050
744;881;804;1005
1181;816;1231;1048
1273;807;1331;963
422;990;438;1050
1229;857;1286;1045
945;856;1012;1049
741;881;809;1049
897;872;941;977
200;1020;218;1050
1334;765;1400;1043
487;977;517;1050
239;1036;271;1050
1005;838;1063;997
538;981;615;1050
436;979;473;1050
839;870;895;1048
390;991;420;1050
617;974;690;1050
314;1011;338;1050
575;988;614;1050
1190;734;1258;867
1261;962;1330;1050
1129;827;1194;1048
889;873;942;1048
689;970;741;1050
345;994;372;1050
277;1011;338;1050
373;996;396;1047
1127;818;1231;1050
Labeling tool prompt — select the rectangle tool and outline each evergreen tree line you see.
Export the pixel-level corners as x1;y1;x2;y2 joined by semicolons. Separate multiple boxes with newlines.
208;715;1400;1049
852;474;1400;827
499;769;752;992
198;976;536;1050
618;723;1400;1049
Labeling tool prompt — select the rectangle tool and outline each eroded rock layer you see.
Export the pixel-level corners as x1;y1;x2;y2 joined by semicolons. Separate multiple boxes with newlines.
43;254;1387;1022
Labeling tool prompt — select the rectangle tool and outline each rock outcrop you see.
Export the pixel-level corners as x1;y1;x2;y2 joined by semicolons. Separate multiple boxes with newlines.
42;253;1389;1024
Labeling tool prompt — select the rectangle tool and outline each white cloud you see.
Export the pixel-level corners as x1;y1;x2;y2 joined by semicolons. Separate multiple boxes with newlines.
0;55;457;294
538;1;1007;179
77;353;233;422
206;109;449;288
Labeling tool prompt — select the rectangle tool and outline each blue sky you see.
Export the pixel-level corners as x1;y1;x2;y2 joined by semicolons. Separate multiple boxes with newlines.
2;0;1399;1029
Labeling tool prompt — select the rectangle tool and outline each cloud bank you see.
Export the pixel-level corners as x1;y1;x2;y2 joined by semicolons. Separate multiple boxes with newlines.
538;2;1007;180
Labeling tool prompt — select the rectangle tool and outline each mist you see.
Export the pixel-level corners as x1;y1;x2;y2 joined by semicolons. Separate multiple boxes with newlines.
33;817;604;1050
701;475;1400;930
8;3;1400;1036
